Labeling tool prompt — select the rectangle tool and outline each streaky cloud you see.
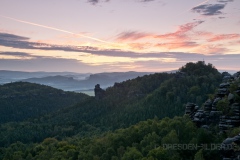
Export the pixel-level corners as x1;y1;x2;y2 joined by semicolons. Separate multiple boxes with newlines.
0;56;103;72
155;41;198;49
87;0;157;5
0;33;29;41
88;0;99;5
0;32;101;53
208;34;240;42
0;51;32;57
217;0;234;3
116;31;152;41
140;0;155;2
155;21;204;40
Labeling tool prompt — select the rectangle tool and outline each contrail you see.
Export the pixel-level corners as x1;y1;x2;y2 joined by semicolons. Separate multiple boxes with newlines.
0;15;115;45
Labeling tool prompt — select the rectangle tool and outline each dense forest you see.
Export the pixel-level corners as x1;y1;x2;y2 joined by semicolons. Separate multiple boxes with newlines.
0;116;228;160
0;61;239;160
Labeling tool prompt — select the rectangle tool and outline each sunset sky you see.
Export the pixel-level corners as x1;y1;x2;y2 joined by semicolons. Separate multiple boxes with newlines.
0;0;240;73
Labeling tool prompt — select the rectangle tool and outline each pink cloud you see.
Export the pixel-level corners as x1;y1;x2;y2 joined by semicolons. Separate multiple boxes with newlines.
116;21;204;42
155;21;204;40
114;21;240;53
208;34;240;42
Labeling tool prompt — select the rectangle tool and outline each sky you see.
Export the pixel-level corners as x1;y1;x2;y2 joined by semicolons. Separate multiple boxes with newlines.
0;0;240;73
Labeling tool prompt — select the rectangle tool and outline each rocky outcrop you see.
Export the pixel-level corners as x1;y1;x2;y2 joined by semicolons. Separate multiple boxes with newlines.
185;71;240;130
219;103;240;131
94;84;105;100
185;103;199;120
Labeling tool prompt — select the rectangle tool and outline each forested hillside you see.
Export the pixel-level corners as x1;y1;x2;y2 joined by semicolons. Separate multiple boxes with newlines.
0;82;88;123
0;116;229;160
0;61;223;148
43;61;221;130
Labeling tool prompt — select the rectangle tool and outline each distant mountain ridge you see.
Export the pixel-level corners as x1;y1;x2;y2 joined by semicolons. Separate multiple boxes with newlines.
0;70;90;84
1;69;237;94
0;70;88;78
1;70;157;95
